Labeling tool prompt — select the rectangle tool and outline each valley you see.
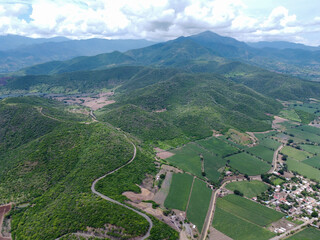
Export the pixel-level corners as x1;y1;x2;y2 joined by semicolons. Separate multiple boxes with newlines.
0;30;320;240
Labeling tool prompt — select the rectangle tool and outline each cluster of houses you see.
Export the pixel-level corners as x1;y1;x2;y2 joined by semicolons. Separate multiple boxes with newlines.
261;176;320;224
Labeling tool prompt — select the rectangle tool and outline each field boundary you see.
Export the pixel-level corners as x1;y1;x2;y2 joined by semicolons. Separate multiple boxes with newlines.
185;176;196;213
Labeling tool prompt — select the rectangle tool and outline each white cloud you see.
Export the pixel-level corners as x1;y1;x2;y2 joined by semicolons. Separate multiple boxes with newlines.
0;0;318;45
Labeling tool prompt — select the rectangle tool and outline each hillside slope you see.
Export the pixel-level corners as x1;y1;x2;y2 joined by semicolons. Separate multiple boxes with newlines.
0;97;177;240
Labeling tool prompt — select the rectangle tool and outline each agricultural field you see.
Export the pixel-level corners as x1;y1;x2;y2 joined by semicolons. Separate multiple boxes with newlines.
298;125;320;136
299;144;320;154
279;109;301;122
254;131;277;141
166;143;227;182
186;179;212;232
197;137;239;157
285;128;320;143
286;227;320;240
281;146;313;161
212;194;282;240
302;156;320;169
164;173;194;211
259;137;281;150
212;207;275;240
246;145;274;163
287;158;320;181
225;180;269;198
166;143;203;177
226;152;271;176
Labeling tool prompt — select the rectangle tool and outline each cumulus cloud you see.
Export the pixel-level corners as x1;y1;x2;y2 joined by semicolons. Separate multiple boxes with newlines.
0;0;318;45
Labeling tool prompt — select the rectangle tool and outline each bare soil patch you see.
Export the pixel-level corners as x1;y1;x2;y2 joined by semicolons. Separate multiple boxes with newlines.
123;187;154;203
154;148;175;159
273;116;288;129
53;92;115;111
268;218;296;233
208;227;232;240
153;108;167;113
0;204;12;240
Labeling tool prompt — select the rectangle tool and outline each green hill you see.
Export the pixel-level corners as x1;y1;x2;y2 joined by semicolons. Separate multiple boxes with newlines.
97;72;281;143
0;97;177;240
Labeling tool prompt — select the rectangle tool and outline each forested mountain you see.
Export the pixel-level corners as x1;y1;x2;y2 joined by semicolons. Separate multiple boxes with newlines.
0;35;154;73
16;31;320;81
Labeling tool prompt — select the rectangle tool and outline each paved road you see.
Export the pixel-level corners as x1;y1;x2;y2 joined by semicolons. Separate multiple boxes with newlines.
91;138;153;240
56;135;153;240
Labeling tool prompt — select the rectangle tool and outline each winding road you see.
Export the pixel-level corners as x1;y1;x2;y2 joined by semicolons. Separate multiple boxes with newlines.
91;138;153;240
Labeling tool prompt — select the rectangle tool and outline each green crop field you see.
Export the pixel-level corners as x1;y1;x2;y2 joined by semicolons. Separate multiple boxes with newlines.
281;146;313;161
302;155;320;169
203;154;227;182
259;138;281;150
216;194;284;227
300;144;320;154
166;143;203;177
254;131;277;141
225;180;269;198
197;137;239;157
164;173;194;211
287;158;320;181
286;227;320;240
186;179;212;232
226;152;271;175
167;143;227;182
247;145;274;163
285;128;320;143
212;207;275;240
280;109;301;122
299;125;320;135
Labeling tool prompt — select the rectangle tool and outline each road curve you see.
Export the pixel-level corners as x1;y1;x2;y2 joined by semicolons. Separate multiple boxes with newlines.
91;138;153;240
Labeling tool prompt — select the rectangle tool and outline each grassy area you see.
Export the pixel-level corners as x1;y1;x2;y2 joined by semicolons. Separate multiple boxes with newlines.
280;109;301;122
303;156;320;169
281;146;313;161
300;144;320;154
270;175;285;185
287;157;320;181
217;194;284;227
254;131;277;141
286;227;320;240
212;207;275;240
225;180;269;198
186;179;212;232
197;137;239;157
246;145;274;163
164;173;194;211
226;152;271;176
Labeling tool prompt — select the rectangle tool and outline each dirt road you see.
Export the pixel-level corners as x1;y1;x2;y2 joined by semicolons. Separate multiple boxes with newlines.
268;144;284;174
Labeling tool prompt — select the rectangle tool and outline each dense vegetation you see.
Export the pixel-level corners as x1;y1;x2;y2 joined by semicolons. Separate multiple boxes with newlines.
0;97;177;239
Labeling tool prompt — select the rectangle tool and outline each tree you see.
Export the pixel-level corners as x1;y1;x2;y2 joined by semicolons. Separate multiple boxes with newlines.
311;211;318;218
234;190;244;197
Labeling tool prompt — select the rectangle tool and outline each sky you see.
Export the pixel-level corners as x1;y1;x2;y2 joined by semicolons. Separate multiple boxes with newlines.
0;0;319;46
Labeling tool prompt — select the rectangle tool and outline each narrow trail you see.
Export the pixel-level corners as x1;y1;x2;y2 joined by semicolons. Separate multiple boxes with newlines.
91;139;153;240
268;144;284;174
